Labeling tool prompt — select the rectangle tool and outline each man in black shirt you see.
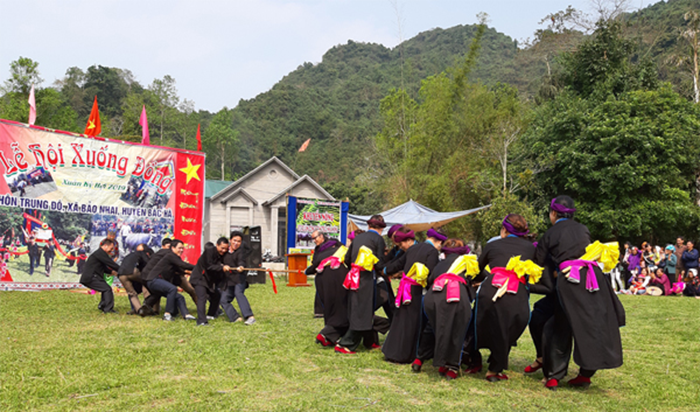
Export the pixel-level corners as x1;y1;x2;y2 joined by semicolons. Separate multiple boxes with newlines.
144;239;195;321
80;238;121;314
137;238;171;316
190;237;232;326
118;244;153;314
220;231;256;325
43;243;56;277
27;237;40;275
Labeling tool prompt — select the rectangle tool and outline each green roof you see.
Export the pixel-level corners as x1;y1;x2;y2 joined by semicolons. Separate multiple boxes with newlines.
205;180;233;199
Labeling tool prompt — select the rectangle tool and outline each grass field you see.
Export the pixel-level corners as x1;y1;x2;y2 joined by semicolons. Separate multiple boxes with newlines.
1;283;699;411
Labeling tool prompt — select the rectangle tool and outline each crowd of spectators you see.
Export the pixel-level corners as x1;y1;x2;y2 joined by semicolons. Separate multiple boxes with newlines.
612;237;700;297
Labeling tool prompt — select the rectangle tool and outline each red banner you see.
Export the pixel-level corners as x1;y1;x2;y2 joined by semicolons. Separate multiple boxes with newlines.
174;153;204;264
0;119;206;289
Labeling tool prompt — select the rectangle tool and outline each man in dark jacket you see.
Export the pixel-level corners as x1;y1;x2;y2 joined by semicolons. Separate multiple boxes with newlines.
118;244;153;314
190;237;231;326
682;240;699;277
220;231;256;325
27;237;40;275
138;238;171;316
80;239;121;314
143;239;195;321
43;243;56;277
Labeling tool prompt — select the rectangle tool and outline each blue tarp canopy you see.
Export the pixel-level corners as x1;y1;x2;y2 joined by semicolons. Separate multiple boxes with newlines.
348;199;491;235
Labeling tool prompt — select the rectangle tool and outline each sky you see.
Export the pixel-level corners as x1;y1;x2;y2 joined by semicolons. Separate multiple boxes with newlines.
0;0;658;112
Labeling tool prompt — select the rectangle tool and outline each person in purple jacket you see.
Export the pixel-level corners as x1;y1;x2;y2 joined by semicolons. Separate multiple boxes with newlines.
627;247;642;280
648;268;671;295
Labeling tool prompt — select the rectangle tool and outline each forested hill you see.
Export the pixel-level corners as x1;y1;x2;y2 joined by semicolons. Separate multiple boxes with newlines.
1;0;699;198
230;24;524;183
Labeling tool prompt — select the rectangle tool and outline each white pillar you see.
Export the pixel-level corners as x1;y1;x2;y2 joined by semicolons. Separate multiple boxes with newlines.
248;206;254;227
270;206;279;256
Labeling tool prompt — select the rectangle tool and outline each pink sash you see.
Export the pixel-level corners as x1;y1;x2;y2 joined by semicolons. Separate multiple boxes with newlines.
490;267;526;294
316;256;342;273
560;259;599;292
432;273;467;302
395;274;420;307
342;263;363;290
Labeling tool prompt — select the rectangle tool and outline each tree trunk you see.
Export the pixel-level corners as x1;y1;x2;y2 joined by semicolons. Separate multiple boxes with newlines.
220;141;225;180
502;142;508;197
693;39;699;104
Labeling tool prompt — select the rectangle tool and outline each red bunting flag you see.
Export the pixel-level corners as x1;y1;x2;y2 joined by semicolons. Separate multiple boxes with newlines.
298;138;310;152
139;105;150;145
196;124;202;151
28;84;37;125
84;96;101;137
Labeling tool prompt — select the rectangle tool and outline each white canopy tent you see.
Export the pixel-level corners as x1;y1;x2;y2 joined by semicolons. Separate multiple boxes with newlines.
348;200;491;235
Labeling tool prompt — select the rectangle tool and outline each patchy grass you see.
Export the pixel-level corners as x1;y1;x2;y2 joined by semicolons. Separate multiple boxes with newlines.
1;283;699;411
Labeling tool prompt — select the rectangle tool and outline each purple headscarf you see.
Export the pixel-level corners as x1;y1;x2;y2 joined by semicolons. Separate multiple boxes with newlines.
348;231;356;240
502;215;529;237
442;245;471;255
394;230;415;243
550;198;576;214
387;224;403;238
426;228;447;242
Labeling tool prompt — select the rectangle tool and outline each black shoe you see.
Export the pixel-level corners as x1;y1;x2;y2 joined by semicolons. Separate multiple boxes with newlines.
138;305;155;317
103;309;118;314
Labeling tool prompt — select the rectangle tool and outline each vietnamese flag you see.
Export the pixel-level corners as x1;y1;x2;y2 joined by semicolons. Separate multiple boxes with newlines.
196;124;202;151
84;96;101;136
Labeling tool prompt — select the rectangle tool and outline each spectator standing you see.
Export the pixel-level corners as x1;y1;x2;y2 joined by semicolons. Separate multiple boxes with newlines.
681;241;699;277
664;246;678;283
675;237;687;274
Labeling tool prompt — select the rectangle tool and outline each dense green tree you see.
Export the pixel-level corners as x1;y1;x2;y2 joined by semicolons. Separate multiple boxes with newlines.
148;75;180;143
2;57;43;95
82;65;132;118
522;20;700;243
203;108;239;180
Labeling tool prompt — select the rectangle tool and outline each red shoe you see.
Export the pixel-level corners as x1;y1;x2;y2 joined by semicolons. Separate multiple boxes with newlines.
316;334;333;347
524;359;542;374
567;375;591;389
485;373;508;382
445;369;458;380
411;359;422;372
334;345;356;355
369;343;381;350
464;365;483;374
438;366;447;376
545;378;558;391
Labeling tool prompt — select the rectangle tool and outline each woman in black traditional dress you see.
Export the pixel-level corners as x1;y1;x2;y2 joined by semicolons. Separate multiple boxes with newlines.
335;215;387;354
534;195;625;390
466;214;542;382
413;239;476;380
381;227;439;364
305;231;349;347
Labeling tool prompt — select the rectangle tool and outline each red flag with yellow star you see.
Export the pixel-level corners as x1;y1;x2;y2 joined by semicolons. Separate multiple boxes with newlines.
84;96;101;136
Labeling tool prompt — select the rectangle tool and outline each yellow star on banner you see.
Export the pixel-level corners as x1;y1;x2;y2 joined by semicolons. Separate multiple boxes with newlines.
179;158;201;184
87;120;95;130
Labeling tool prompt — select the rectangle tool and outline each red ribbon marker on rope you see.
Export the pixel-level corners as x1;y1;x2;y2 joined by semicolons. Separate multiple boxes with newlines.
268;269;278;294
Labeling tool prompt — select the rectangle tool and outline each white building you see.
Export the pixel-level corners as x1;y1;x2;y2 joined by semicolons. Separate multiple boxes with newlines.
203;157;335;257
